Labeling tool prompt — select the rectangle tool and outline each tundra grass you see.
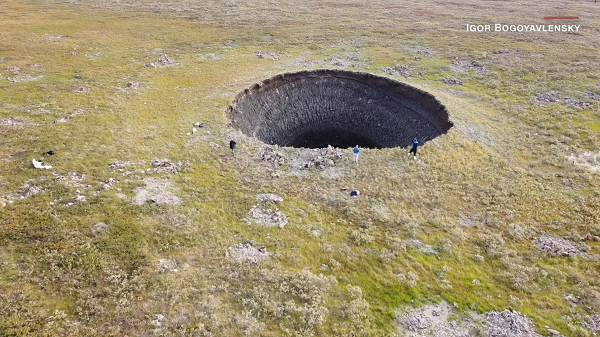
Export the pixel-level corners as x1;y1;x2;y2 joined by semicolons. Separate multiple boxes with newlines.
1;0;600;336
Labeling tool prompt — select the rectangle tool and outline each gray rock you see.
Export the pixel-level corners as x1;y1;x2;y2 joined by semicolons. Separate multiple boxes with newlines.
257;193;283;204
406;238;440;255
91;221;109;234
534;234;588;257
228;241;269;264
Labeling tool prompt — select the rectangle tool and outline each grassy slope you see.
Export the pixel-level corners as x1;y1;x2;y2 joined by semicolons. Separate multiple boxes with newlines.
1;0;600;335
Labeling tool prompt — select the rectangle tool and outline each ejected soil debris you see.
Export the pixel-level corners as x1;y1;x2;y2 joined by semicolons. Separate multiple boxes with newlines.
144;54;176;68
534;234;588;257
227;241;269;264
73;86;91;93
568;151;600;172
442;78;464;86
381;64;414;77
256;193;283;204
156;258;177;273
0;117;34;128
293;146;343;169
126;81;140;90
324;56;368;68
91;221;110;234
451;58;491;75
291;57;318;67
7;74;44;83
396;300;480;336
405;238;440;255
533;91;592;109
256;145;285;167
6;66;21;73
254;50;283;60
245;206;288;229
132;178;182;206
485;309;544;337
147;158;188;174
587;91;600;101
584;314;600;332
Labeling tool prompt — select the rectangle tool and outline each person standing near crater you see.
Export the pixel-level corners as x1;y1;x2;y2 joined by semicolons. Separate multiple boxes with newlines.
409;138;418;160
230;139;237;156
353;145;360;163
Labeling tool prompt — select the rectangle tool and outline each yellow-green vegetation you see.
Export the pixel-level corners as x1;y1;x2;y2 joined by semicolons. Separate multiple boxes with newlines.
1;0;600;335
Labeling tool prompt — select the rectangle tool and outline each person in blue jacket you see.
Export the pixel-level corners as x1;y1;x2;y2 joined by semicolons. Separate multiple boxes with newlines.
408;138;418;159
353;145;360;163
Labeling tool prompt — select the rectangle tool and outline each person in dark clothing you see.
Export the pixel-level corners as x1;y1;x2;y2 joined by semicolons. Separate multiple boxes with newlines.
408;138;418;159
230;140;237;156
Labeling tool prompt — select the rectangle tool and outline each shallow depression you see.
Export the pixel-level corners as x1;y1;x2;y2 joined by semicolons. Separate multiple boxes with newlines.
228;69;453;149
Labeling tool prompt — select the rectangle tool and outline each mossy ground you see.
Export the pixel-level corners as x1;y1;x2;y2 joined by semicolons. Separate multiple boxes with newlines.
1;0;600;335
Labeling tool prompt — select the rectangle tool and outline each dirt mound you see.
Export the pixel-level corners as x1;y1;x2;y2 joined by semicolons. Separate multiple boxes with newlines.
382;64;414;77
533;92;592;109
293;146;343;169
442;78;464;86
144;54;176;68
256;145;285;167
257;193;283;204
486;310;542;337
568;151;600;172
148;158;187;174
396;301;480;337
451;59;491;75
227;241;269;264
533;234;588;257
132;178;182;206
245;206;288;229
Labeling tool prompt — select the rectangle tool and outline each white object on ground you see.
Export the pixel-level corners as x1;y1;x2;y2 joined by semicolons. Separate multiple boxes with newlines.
192;127;197;134
32;158;52;169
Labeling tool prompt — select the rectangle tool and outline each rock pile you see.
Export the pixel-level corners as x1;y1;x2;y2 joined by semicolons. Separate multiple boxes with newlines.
147;158;186;174
256;145;285;167
486;310;542;337
228;241;269;264
534;92;592;109
144;54;176;68
246;206;288;229
382;64;414;77
442;78;464;86
294;145;343;169
533;234;588;257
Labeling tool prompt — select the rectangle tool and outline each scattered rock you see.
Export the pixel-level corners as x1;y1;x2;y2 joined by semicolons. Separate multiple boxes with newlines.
486;310;542;337
324;56;368;68
533;234;588;257
246;206;288;229
382;64;414;77
587;92;600;101
228;241;269;264
200;52;224;60
254;50;283;60
133;178;182;206
451;58;491;75
73;86;91;93
459;216;476;227
52;116;73;124
101;178;118;190
406;238;440;255
472;279;481;285
147;158;186;174
6;66;21;73
156;258;177;273
91;221;110;234
144;54;176;68
581;233;600;241
292;56;318;67
584;314;600;331
533;92;592;109
126;81;140;90
396;300;479;336
0;117;30;128
257;145;285;167
569;151;600;172
7;74;44;83
442;78;464;86
293;145;343;169
257;193;283;204
151;314;165;327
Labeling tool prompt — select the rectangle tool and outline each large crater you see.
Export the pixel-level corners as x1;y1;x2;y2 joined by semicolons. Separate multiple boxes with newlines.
227;69;453;149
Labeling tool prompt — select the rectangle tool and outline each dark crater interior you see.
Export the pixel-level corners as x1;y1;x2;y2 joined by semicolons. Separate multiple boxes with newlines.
228;69;453;149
